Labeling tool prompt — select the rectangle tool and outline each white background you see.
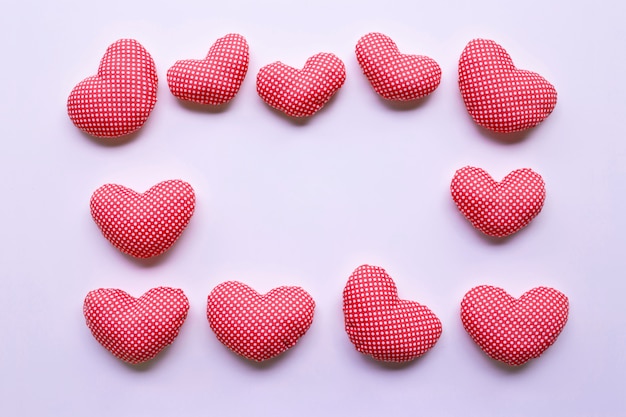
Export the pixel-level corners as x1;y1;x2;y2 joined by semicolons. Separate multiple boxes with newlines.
1;0;625;416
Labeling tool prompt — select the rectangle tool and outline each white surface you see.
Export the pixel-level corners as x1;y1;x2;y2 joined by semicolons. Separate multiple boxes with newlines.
1;1;625;416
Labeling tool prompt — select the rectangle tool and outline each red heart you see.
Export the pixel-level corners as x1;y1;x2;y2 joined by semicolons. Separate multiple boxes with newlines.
461;285;569;366
256;53;346;117
90;179;195;259
355;32;441;101
343;265;442;362
450;166;546;238
83;287;190;364
458;39;557;133
67;39;158;138
167;33;249;105
207;281;315;362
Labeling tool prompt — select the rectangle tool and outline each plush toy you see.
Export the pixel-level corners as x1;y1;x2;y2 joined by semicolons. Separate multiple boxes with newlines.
90;179;195;259
355;32;441;101
67;39;158;138
458;39;557;133
83;287;189;364
167;34;249;105
343;265;442;362
207;281;315;361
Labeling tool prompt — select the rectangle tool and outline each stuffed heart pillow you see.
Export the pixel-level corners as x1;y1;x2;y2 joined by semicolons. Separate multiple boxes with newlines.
355;32;441;101
167;33;249;105
458;38;557;133
90;179;195;259
67;39;158;138
207;281;316;362
450;166;546;238
343;265;442;362
83;287;189;364
461;285;569;366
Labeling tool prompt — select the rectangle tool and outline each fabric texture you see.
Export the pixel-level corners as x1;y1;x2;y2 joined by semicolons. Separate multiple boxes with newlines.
67;39;158;138
461;285;569;366
83;287;189;364
458;39;557;133
90;179;195;259
355;32;441;101
343;265;442;362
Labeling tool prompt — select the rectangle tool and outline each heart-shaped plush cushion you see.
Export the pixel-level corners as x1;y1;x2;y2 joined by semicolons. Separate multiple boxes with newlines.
67;39;158;138
167;33;249;105
461;285;569;366
458;39;557;133
343;265;442;362
256;53;346;117
90;179;195;259
83;287;189;364
206;281;315;362
355;32;441;101
450;166;546;238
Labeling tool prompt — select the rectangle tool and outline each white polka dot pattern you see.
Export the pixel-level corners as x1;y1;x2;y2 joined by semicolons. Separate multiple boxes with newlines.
450;166;546;238
343;265;442;362
167;34;249;105
90;179;195;259
461;285;569;366
206;281;315;362
67;39;158;138
355;32;441;101
256;53;346;117
458;39;557;133
83;287;190;364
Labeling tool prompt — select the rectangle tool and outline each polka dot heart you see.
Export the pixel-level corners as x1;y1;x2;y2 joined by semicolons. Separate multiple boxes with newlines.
207;281;316;362
90;179;195;259
67;39;158;138
343;265;442;363
461;285;569;366
450;166;546;238
83;287;190;364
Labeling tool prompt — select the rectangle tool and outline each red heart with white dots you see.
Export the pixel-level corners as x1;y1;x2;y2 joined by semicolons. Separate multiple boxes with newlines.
461;285;569;366
343;265;442;362
256;52;346;117
355;32;441;101
83;287;190;364
167;33;249;105
90;179;195;259
450;166;546;238
458;39;557;133
67;39;158;138
206;281;315;362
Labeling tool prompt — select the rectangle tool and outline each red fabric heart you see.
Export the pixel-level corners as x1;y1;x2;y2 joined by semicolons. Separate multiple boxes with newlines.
67;39;158;138
256;53;346;117
83;287;190;364
458;39;557;133
450;166;546;238
355;32;441;101
343;265;442;362
90;179;195;259
207;281;315;362
461;285;569;366
167;33;249;105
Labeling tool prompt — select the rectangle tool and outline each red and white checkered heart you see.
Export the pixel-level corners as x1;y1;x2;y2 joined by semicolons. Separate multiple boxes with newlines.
83;287;190;364
461;285;569;366
256;53;346;118
355;32;441;101
90;179;195;259
458;39;557;133
167;33;249;105
67;39;158;138
343;265;442;362
207;281;315;362
450;166;546;238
